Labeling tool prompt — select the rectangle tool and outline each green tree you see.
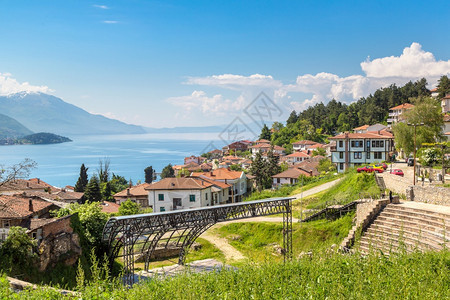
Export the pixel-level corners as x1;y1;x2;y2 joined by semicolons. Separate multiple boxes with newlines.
74;163;89;192
267;147;281;178
144;166;155;184
393;96;444;155
318;158;336;173
102;181;113;202
97;158;110;184
161;164;175;179
437;75;450;99
118;199;140;216
312;147;326;157
55;202;109;251
259;124;271;140
286;110;298;125
0;226;36;268
84;176;102;202
250;151;270;191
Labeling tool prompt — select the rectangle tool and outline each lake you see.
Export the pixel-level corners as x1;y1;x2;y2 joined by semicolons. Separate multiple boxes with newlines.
0;133;222;188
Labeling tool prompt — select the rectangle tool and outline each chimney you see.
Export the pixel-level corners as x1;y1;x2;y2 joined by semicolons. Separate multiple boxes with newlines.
37;178;40;184
126;188;130;196
210;171;213;177
29;199;33;212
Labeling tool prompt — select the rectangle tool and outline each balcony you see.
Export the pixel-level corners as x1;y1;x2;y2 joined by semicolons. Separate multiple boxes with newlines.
386;118;396;123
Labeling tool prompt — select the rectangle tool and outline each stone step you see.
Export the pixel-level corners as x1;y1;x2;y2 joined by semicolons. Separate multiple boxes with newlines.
362;230;443;252
358;236;438;255
370;220;449;241
368;223;449;247
378;211;449;229
388;205;450;221
383;206;450;227
374;215;447;235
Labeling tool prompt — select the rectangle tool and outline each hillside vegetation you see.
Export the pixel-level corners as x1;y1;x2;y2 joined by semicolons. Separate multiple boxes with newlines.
0;113;33;139
4;250;448;299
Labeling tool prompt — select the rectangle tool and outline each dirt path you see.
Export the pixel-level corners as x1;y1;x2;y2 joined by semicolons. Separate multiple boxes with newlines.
201;229;245;261
201;179;342;261
291;178;343;200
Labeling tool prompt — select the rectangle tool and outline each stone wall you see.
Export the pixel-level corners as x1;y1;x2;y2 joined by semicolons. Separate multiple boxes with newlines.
378;173;450;207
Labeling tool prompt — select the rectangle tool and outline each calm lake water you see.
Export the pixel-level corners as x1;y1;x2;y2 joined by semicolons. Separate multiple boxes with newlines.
0;133;221;187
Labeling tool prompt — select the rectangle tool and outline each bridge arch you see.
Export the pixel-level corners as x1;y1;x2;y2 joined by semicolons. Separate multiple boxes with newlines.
102;197;293;285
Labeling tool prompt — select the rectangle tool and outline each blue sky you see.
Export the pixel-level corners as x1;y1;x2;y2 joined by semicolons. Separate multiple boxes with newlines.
0;0;449;127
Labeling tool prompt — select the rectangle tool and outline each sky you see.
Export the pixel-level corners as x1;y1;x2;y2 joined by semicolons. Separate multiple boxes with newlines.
0;0;449;128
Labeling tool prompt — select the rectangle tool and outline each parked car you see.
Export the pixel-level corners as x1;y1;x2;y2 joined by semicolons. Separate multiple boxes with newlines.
375;163;388;170
370;164;385;172
357;166;384;173
407;158;415;166
390;169;404;177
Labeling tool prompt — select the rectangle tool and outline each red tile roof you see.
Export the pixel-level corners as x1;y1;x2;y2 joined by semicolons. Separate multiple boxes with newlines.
272;167;313;179
145;177;213;190
114;183;151;197
194;168;244;180
353;125;369;131
292;140;317;146
430;88;438;92
330;131;393;139
389;103;414;110
0;194;54;219
100;201;120;214
443;94;450;100
286;151;310;158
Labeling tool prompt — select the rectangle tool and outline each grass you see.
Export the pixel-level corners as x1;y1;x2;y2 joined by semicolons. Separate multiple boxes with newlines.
289;173;343;195
8;250;450;299
215;214;354;262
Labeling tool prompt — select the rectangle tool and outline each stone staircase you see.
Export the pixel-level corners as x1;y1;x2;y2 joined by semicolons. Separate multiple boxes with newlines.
357;202;450;254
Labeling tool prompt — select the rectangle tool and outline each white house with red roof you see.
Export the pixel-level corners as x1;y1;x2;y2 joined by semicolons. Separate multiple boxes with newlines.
329;130;395;172
192;168;247;203
284;151;311;164
292;140;318;151
249;143;285;156
387;103;414;127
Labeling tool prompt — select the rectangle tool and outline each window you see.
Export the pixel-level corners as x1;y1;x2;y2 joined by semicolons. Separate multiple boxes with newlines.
205;193;208;200
339;163;344;170
339;152;344;159
354;152;362;159
3;220;10;228
367;152;370;159
160;207;165;212
351;140;363;148
339;141;343;148
32;232;37;239
189;194;196;202
158;194;164;201
374;152;382;159
371;140;384;148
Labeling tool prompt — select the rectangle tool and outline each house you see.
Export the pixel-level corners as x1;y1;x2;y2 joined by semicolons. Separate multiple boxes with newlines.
0;179;49;195
0;194;59;241
444;114;450;141
329;130;395;173
24;189;84;206
249;143;285;156
431;87;439;98
387;103;414;127
195;176;231;205
222;141;250;154
146;177;216;212
292;140;318;151
184;156;206;165
113;183;151;208
192;168;248;203
208;149;223;159
442;94;450;114
254;139;270;145
284;151;311;164
272;167;315;187
100;201;120;214
353;125;369;133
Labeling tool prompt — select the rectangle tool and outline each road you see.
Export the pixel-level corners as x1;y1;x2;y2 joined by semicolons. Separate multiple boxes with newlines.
291;178;343;200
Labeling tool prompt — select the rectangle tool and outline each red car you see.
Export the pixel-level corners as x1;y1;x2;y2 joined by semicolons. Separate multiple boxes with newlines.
357;166;384;173
390;169;404;177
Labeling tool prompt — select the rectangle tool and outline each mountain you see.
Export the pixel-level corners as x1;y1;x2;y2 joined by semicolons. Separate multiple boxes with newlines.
0;92;146;135
0;113;34;139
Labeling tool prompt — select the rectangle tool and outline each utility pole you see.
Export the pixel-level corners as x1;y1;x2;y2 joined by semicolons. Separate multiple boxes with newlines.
407;123;424;186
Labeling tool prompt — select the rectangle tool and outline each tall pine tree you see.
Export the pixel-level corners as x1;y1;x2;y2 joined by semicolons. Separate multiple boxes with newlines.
84;176;102;202
286;110;298;125
259;124;271;140
250;151;270;191
144;166;155;183
74;164;89;192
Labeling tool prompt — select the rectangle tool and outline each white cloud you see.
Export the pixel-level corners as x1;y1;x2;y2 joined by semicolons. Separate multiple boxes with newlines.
361;42;450;78
93;4;109;9
167;90;245;116
185;74;283;90
0;73;52;96
103;20;118;24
